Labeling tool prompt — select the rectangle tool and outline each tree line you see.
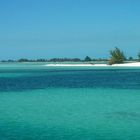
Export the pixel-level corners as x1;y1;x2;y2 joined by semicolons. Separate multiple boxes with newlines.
0;57;109;63
1;47;140;64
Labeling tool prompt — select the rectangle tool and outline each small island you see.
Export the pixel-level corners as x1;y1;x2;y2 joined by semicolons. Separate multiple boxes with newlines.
1;47;140;67
46;47;140;67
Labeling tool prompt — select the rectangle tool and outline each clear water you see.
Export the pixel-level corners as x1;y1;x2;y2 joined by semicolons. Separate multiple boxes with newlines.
0;63;140;140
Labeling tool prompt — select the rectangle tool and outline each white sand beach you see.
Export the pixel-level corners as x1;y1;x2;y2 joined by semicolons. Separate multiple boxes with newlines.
46;64;107;67
46;62;140;67
112;62;140;67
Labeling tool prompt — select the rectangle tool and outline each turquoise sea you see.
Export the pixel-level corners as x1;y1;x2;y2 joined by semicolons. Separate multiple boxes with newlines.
0;62;140;140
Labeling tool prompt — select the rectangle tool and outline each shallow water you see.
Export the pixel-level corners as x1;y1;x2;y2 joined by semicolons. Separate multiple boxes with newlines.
0;63;140;140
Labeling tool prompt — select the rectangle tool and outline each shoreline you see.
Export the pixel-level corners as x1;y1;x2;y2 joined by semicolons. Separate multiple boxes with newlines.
46;62;140;67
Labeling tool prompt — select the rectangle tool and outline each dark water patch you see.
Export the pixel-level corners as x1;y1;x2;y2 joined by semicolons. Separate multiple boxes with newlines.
0;69;140;92
107;111;140;121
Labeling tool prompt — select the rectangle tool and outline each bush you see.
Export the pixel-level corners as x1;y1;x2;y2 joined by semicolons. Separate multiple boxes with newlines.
109;47;126;65
85;56;92;61
138;52;140;62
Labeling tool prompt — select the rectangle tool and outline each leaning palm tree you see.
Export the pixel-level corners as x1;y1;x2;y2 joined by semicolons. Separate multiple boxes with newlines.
109;47;126;65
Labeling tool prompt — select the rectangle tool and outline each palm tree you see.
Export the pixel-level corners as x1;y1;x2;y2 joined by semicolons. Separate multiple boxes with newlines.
109;47;126;65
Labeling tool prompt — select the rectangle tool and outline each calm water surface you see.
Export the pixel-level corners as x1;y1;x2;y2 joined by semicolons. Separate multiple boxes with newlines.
0;63;140;140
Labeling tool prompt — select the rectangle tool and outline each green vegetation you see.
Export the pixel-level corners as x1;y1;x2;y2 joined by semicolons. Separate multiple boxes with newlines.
18;58;30;62
49;58;81;62
128;57;133;61
138;52;140;62
0;58;108;63
1;48;140;63
109;47;126;65
84;56;92;62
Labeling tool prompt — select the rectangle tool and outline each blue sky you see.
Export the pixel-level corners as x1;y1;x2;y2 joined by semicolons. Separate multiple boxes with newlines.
0;0;140;59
